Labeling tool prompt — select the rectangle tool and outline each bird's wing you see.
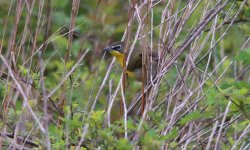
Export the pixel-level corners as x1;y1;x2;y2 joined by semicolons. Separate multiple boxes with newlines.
127;51;158;71
127;52;142;71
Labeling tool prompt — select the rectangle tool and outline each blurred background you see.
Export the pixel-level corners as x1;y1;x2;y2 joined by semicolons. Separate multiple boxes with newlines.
0;0;250;149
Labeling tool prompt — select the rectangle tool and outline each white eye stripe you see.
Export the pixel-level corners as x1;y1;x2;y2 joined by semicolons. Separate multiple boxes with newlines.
111;45;122;50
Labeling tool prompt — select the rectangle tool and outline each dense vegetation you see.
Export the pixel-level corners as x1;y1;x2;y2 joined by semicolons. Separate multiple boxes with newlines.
0;0;250;149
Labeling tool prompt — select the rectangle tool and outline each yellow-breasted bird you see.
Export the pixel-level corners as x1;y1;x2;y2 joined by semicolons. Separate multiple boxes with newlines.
104;41;158;82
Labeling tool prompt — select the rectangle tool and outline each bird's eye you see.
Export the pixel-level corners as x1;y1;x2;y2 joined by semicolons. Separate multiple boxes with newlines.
111;45;122;51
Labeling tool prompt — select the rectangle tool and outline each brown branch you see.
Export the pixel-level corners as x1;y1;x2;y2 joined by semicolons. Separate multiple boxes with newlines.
0;132;39;148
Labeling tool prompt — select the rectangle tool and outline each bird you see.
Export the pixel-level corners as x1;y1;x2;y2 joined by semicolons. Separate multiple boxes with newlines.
103;41;158;82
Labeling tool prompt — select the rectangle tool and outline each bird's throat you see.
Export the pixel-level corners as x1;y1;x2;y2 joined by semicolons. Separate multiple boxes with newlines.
110;51;124;67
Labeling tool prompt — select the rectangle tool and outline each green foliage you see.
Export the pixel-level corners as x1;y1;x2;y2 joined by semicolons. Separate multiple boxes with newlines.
66;61;75;70
205;80;250;122
140;129;161;150
238;24;250;36
206;88;228;107
89;110;105;128
53;34;68;49
116;138;133;150
49;124;66;149
32;72;40;88
221;81;250;118
19;65;29;76
45;108;179;149
160;128;179;141
235;47;250;64
178;111;212;126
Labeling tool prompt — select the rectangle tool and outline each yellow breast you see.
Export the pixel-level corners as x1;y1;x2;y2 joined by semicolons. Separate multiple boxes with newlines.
110;51;136;78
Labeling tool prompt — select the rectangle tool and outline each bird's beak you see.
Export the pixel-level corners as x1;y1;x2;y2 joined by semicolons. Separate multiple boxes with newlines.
103;46;110;52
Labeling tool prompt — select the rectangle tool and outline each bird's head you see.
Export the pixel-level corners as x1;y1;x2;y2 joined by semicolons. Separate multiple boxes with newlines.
103;41;125;67
104;41;125;54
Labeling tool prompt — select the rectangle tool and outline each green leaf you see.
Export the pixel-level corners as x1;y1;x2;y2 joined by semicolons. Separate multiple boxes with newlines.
98;128;114;144
90;110;105;122
160;128;179;141
178;111;204;126
66;61;74;70
127;118;136;131
19;65;29;76
206;88;227;106
116;138;133;150
140;129;161;150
